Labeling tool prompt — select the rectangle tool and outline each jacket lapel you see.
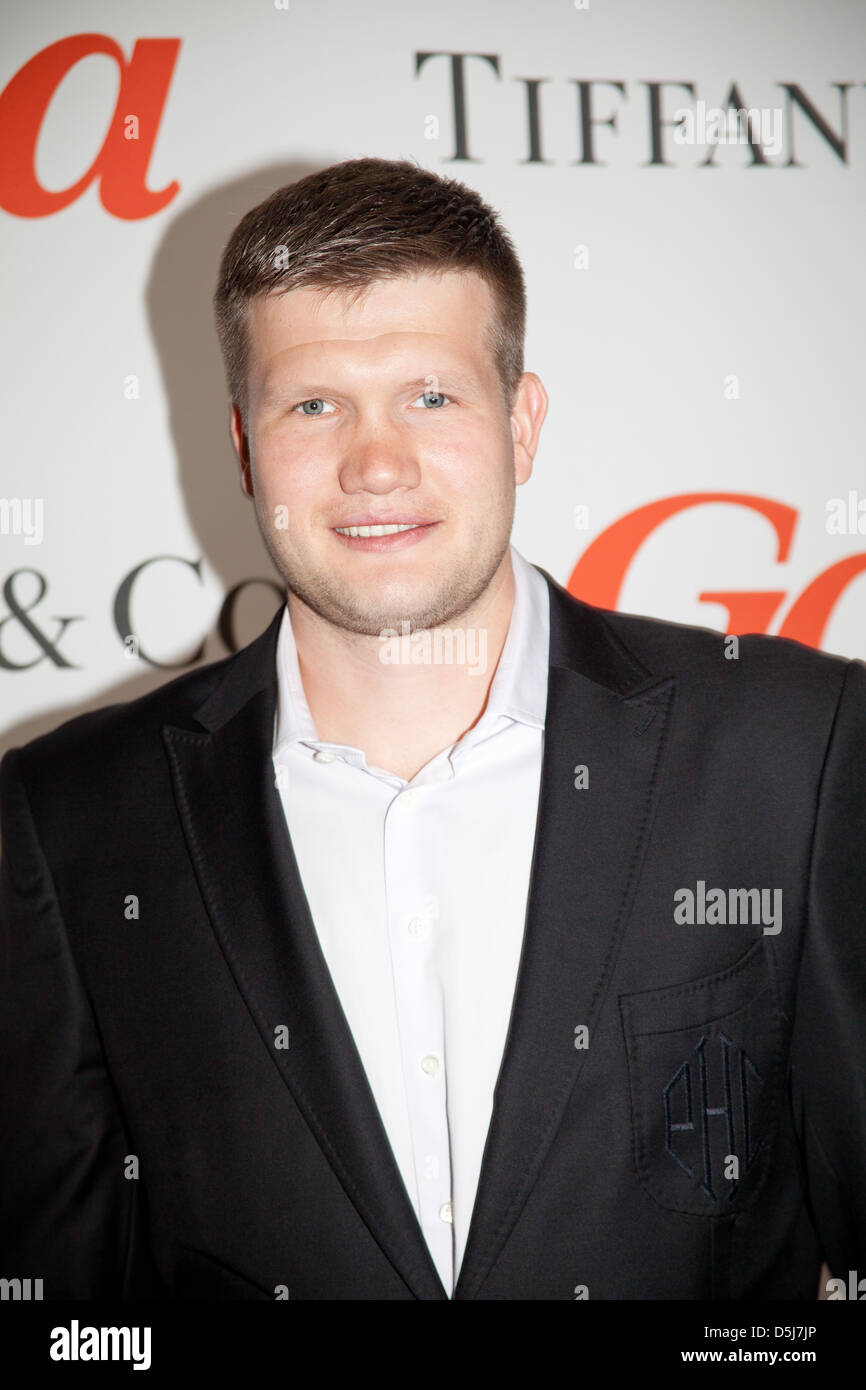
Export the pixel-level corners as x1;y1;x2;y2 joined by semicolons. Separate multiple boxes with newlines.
453;572;676;1298
163;569;675;1302
163;613;449;1300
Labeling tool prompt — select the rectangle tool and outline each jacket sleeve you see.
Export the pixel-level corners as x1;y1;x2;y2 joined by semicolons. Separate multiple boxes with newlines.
789;656;866;1281
0;746;161;1299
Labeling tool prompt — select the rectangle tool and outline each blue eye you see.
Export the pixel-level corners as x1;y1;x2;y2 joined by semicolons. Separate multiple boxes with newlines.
292;393;450;414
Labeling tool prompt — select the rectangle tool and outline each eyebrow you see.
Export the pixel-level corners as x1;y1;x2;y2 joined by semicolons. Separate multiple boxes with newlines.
264;371;483;402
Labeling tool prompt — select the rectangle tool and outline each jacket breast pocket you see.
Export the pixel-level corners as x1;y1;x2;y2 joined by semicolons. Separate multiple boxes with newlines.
618;939;784;1217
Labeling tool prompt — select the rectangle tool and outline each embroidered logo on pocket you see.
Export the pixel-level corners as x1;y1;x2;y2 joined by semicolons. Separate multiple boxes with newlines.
620;941;783;1217
664;1031;766;1202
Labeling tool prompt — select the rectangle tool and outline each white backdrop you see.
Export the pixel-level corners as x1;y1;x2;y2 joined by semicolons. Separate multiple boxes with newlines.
1;0;864;759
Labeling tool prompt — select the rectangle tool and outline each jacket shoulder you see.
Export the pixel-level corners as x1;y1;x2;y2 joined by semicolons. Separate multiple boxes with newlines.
1;630;265;801
596;602;858;695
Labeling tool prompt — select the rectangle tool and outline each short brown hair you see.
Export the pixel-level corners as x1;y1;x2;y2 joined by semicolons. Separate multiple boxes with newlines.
213;157;526;419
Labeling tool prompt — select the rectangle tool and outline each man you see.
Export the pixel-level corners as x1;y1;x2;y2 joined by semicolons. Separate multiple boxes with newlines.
1;157;864;1301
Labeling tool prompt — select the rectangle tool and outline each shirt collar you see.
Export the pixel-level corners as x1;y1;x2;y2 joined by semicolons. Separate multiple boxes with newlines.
272;543;549;759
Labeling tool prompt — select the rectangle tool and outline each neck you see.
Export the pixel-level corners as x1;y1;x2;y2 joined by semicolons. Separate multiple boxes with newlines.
288;552;516;781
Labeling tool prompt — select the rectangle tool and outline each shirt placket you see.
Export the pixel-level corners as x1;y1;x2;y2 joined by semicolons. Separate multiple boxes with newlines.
384;782;454;1296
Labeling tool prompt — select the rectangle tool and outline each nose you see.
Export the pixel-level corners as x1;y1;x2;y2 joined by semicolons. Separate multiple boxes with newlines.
337;413;422;495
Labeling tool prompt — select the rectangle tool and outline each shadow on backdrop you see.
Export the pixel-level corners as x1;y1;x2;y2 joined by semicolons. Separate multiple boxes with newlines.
2;158;326;759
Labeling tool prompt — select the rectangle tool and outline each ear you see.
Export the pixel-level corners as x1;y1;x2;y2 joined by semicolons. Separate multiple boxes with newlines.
229;403;253;497
510;372;549;486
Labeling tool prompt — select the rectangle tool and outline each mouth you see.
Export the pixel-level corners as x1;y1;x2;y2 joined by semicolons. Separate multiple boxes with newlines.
331;520;439;552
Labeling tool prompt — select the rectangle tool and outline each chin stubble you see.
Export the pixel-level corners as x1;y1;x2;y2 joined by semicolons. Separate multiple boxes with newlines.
262;530;511;638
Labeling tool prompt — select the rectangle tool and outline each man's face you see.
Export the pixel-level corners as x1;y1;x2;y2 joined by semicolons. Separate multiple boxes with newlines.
230;269;541;636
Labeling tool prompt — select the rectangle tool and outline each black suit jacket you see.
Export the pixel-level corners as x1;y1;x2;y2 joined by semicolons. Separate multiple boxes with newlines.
1;568;864;1300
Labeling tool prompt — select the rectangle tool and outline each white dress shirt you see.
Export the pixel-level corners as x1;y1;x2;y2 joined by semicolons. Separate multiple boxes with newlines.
271;544;550;1296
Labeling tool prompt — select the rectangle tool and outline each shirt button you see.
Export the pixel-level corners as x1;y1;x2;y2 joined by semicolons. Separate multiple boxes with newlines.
439;1201;453;1223
313;750;336;763
400;788;419;808
420;1054;440;1077
408;916;428;939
